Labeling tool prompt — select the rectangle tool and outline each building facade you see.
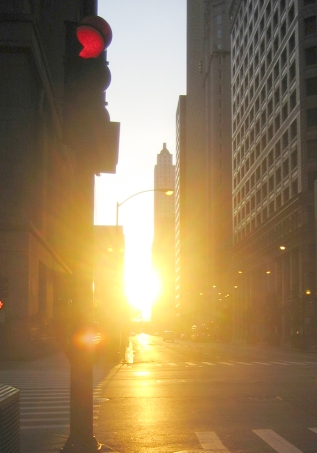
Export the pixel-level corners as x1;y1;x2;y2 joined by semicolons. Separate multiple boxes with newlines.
152;143;175;329
0;0;99;358
229;0;317;345
184;0;232;334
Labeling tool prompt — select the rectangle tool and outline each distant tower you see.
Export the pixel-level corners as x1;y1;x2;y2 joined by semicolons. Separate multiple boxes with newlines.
152;143;175;329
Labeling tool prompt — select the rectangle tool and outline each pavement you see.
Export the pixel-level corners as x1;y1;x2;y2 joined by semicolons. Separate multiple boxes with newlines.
1;348;126;453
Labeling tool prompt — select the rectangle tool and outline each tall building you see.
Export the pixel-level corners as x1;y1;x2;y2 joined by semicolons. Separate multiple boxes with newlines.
229;0;317;345
152;143;175;329
184;0;232;332
0;0;105;358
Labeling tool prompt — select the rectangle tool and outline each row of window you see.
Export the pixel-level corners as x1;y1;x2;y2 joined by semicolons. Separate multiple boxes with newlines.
232;1;296;82
234;177;298;228
233;91;298;183
232;31;296;123
233;201;301;245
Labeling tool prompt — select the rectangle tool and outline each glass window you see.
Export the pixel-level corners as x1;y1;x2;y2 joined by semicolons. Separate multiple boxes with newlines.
304;16;316;36
306;77;317;96
307;108;317;127
305;46;317;66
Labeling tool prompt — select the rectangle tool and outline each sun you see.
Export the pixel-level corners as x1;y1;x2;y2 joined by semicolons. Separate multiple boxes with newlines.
124;263;161;322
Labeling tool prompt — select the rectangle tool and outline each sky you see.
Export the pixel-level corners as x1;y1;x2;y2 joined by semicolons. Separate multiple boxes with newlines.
95;1;186;313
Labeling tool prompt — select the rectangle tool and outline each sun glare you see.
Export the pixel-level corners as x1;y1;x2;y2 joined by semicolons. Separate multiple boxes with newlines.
124;265;161;321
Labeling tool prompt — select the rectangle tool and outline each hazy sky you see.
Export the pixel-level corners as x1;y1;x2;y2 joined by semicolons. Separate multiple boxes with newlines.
95;1;186;286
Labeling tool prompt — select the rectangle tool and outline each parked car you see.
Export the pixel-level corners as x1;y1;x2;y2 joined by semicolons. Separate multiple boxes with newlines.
163;330;175;342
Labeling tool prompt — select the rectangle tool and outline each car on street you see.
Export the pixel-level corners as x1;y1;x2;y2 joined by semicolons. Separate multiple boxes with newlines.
163;330;175;342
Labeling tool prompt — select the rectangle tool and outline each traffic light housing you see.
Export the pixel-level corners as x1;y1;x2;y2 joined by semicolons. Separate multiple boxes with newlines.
63;16;119;174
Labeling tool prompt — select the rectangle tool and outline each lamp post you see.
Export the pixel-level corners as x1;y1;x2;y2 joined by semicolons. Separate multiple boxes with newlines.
116;188;173;226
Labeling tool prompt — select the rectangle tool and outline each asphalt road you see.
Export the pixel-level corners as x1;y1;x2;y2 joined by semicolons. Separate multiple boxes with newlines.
1;334;317;452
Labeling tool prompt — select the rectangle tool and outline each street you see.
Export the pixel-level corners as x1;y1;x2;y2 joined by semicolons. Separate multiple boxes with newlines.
1;334;317;452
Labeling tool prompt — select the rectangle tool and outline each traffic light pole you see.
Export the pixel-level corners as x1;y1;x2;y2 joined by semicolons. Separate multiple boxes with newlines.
60;164;103;453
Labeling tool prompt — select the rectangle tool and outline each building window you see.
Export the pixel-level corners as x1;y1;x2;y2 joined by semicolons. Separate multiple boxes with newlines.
305;46;317;66
308;139;317;159
306;77;317;96
307;108;317;127
291;148;298;168
269;175;274;192
292;179;298;196
276;167;282;184
268;149;274;167
304;16;317;36
283;187;289;202
290;120;297;140
283;158;289;177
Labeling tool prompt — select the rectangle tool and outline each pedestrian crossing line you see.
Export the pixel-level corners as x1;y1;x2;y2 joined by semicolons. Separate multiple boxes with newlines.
218;362;234;365
253;429;303;453
196;431;230;452
253;362;272;365
271;362;291;366
202;362;215;366
21;424;70;430
185;362;197;366
285;362;306;365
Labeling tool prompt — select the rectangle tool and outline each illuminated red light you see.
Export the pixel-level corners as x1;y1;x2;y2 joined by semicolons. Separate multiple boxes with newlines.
0;300;4;309
76;15;112;59
77;25;104;58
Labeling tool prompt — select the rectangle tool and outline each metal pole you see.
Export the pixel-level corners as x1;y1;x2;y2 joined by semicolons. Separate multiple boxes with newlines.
116;201;119;226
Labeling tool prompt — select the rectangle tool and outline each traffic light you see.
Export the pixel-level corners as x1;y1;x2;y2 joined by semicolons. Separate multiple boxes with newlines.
63;16;120;174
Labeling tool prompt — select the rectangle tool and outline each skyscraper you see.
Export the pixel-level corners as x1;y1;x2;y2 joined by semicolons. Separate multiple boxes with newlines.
229;0;317;345
184;0;232;331
152;143;175;328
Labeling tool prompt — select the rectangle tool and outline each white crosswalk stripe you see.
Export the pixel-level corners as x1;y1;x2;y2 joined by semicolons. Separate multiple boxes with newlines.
253;429;303;452
0;373;102;430
187;428;317;453
196;431;230;452
122;360;317;368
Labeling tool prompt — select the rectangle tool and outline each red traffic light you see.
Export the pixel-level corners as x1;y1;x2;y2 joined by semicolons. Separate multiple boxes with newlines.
77;16;112;59
0;300;4;309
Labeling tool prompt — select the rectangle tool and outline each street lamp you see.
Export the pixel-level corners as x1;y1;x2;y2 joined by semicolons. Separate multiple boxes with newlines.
116;188;174;226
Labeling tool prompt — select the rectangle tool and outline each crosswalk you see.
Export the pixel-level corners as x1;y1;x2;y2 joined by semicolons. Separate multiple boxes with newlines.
122;360;317;368
0;374;103;430
174;428;317;453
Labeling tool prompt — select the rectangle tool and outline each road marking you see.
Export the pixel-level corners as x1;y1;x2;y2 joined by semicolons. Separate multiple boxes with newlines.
168;363;177;366
305;362;317;364
196;431;230;451
218;362;234;365
202;362;215;366
253;429;303;452
253;362;272;365
309;428;317;434
235;362;252;365
185;362;197;366
271;362;290;366
284;362;306;365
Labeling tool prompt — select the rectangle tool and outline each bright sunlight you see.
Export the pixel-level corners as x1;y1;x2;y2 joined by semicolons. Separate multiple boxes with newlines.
124;265;161;321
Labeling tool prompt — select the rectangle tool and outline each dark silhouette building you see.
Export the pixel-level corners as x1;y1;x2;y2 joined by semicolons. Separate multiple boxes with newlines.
0;0;98;357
